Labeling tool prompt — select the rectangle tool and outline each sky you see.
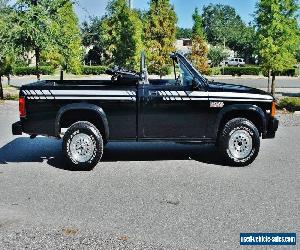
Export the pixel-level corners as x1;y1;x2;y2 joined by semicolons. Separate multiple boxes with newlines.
75;0;257;28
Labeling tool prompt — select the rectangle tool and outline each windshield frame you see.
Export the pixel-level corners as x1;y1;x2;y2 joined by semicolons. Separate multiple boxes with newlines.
175;53;208;88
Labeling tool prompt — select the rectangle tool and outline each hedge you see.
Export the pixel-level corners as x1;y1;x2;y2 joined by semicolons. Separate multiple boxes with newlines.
222;67;261;76
274;68;296;77
14;66;55;76
82;66;108;75
262;68;296;77
277;97;300;111
220;67;296;76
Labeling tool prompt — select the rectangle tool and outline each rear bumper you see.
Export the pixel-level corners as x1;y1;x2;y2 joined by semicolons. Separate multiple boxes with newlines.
12;121;23;135
263;117;279;139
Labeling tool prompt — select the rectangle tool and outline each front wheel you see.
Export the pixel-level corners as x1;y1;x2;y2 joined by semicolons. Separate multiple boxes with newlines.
63;121;103;171
218;118;260;166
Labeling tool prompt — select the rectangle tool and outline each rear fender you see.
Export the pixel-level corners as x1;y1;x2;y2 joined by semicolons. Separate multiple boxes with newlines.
55;103;109;141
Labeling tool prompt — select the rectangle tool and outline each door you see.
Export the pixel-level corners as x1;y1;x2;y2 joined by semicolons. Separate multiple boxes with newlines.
139;61;210;140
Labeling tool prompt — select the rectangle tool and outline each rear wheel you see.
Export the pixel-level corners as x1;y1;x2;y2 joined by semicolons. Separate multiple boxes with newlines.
63;121;103;171
218;118;260;166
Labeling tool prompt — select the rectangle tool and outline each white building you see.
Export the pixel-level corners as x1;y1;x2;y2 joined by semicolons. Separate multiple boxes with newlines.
175;39;192;55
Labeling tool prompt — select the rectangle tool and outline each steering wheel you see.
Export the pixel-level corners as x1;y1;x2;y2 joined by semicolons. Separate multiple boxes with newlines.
175;74;182;86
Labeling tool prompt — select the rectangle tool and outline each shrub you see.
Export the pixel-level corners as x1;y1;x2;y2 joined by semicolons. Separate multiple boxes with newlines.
222;67;261;76
262;68;296;77
277;97;300;111
14;66;55;76
82;66;108;75
274;68;296;77
208;67;221;76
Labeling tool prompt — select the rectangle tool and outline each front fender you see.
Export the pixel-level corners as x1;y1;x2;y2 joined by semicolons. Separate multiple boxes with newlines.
214;104;267;138
55;103;109;141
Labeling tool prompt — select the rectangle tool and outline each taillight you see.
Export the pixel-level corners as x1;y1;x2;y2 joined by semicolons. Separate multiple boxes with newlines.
271;101;276;117
19;97;26;118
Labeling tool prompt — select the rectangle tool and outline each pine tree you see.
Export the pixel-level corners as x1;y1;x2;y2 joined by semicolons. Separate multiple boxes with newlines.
144;0;177;77
55;0;83;74
102;0;143;71
192;8;205;39
255;0;299;95
189;8;209;75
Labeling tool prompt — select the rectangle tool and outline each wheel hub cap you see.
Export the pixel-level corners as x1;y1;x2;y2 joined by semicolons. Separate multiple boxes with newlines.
228;130;253;159
69;133;95;163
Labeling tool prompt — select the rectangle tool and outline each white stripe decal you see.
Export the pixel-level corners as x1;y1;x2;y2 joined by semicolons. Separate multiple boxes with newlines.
210;98;273;102
187;91;208;97
209;92;273;100
43;96;135;100
49;90;135;96
22;89;272;102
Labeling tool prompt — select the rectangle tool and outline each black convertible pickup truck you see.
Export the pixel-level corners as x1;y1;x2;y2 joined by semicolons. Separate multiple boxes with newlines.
12;53;278;170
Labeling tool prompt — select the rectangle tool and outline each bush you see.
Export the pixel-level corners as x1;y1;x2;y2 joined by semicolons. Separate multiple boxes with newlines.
82;66;108;75
262;68;296;77
277;97;300;111
274;68;296;77
208;67;221;76
222;67;261;76
14;66;55;76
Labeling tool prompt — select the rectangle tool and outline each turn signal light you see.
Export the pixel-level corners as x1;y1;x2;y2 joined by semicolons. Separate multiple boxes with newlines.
19;97;26;118
271;101;276;117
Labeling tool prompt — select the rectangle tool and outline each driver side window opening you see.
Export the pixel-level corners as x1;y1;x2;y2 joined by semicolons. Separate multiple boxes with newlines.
148;60;194;88
177;61;194;87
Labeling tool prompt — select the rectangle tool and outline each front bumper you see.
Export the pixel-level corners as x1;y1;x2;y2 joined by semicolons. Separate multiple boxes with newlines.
12;121;23;135
263;117;279;139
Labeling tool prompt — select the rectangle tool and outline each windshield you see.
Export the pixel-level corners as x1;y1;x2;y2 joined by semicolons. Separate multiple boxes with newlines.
176;61;194;87
174;53;208;86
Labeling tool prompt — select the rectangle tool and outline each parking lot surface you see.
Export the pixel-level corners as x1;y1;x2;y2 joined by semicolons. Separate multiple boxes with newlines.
0;101;299;249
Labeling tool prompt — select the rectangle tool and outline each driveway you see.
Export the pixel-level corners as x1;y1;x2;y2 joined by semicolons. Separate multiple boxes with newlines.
0;101;299;249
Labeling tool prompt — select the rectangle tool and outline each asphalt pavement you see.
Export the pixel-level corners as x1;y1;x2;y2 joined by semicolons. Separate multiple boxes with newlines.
0;101;299;249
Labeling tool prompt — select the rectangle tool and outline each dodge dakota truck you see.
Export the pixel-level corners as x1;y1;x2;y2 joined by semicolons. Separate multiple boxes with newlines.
12;53;279;170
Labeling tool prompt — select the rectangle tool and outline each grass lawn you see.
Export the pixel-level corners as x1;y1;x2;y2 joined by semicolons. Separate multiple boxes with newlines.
1;84;19;100
277;97;300;111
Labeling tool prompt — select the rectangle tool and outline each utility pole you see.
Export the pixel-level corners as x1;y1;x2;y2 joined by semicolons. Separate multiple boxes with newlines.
128;0;132;9
223;37;226;75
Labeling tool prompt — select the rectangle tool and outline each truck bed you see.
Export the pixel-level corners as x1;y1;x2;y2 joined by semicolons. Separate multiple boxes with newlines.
25;79;116;87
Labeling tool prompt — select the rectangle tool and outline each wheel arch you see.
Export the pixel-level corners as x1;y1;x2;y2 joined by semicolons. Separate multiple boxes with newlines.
55;103;109;142
215;104;266;140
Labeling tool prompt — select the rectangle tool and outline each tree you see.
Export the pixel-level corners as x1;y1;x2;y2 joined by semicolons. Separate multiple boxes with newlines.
102;0;143;71
0;0;9;9
55;0;83;74
189;8;209;74
144;0;177;77
11;0;58;79
296;42;300;62
11;0;82;78
255;0;299;94
176;27;192;39
202;4;256;62
192;8;205;39
81;17;109;66
0;2;16;98
208;46;229;67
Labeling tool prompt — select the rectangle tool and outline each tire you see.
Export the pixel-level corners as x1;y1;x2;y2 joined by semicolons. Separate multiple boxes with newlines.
218;118;260;167
62;121;103;171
